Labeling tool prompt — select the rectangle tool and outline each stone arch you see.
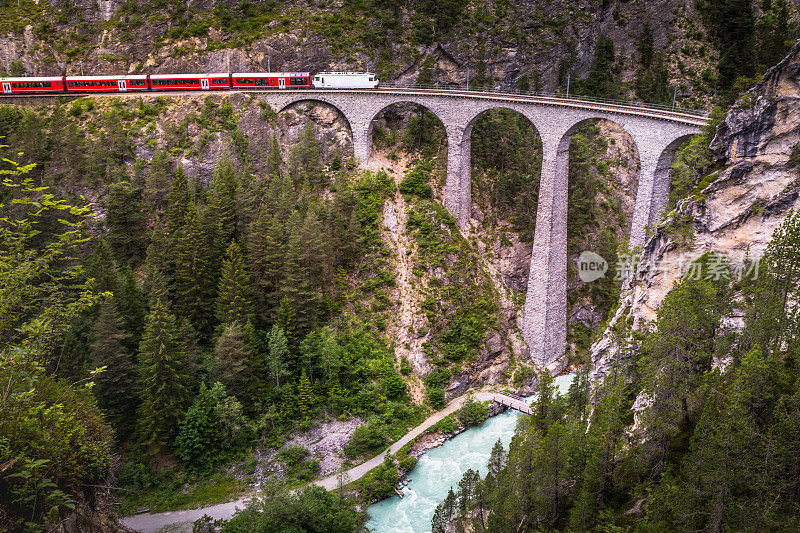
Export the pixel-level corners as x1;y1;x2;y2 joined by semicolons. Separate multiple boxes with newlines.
364;100;450;159
269;97;357;161
649;134;696;228
275;96;353;126
555;117;642;178
556;117;642;240
463;106;544;243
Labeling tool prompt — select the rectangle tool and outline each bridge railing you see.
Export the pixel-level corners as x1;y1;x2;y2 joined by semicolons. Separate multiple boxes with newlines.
370;83;709;118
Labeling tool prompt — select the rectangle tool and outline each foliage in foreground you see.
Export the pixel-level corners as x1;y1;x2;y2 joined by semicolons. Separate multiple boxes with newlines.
0;154;112;531
436;211;800;532
214;483;363;533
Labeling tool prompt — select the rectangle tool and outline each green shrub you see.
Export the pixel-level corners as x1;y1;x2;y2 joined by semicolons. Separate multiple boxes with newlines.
69;100;83;117
358;457;398;502
397;452;418;473
789;143;800;167
277;445;319;482
399;160;434;198
427;386;446;409
345;421;386;458
457;396;490;427
432;414;458;434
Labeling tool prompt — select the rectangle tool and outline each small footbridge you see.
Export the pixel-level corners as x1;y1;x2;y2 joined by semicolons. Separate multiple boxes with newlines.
491;392;533;415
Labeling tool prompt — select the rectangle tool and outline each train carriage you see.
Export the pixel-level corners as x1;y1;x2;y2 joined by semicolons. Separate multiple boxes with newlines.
149;73;231;91
231;72;311;90
65;75;149;92
1;76;65;94
312;72;378;88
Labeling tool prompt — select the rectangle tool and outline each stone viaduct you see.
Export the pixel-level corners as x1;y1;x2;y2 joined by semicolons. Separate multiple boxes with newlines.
257;88;707;368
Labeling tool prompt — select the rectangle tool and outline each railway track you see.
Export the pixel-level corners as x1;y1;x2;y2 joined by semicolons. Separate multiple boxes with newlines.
0;86;708;127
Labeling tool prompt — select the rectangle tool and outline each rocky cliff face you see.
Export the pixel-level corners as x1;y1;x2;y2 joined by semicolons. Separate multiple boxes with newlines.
591;41;800;382
0;0;756;105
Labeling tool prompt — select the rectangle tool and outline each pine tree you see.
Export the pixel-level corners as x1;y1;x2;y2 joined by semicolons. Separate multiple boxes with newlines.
166;167;193;239
215;241;256;326
247;208;285;317
581;34;620;98
173;203;217;335
318;327;342;381
756;0;794;70
634;22;671;104
326;376;346;414
116;264;146;351
276;296;301;362
267;134;283;178
174;383;220;471
487;440;506;482
137;298;193;448
209;158;238;253
299;203;328;285
266;324;291;387
86;239;120;295
213;322;253;397
381;364;407;400
288;124;323;189
105;181;148;265
282;212;318;331
297;370;314;421
144;149;175;211
243;319;267;404
91;298;137;433
235;171;263;239
142;217;172;297
569;373;627;530
745;210;800;360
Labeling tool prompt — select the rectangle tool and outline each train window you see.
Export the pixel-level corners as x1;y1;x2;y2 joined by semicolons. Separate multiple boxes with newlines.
236;78;253;84
12;81;52;88
212;78;228;84
290;77;307;85
255;78;269;86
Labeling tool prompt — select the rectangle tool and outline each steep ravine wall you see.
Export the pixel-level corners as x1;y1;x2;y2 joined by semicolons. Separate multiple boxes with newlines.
591;42;800;382
2;0;791;106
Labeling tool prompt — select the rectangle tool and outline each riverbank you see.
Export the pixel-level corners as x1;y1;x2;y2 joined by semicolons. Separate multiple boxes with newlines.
364;374;575;532
121;390;496;532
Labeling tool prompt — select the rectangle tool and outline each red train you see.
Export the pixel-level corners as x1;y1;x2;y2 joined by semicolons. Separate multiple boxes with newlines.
1;72;313;95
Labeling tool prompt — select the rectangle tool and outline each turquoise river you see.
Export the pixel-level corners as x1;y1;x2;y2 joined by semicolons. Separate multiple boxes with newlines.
365;374;575;533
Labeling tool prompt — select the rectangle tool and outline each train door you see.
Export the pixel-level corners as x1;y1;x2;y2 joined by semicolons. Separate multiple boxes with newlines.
117;80;127;92
2;82;10;94
278;78;286;89
201;78;210;90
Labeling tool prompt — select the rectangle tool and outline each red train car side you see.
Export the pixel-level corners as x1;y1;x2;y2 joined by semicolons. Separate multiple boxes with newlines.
231;72;310;90
66;75;149;92
150;73;231;91
1;76;65;94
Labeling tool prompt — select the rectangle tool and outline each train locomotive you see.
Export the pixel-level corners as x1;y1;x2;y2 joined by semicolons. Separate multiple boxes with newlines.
1;71;379;95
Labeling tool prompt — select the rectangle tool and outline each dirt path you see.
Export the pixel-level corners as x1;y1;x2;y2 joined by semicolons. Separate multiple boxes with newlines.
121;391;498;533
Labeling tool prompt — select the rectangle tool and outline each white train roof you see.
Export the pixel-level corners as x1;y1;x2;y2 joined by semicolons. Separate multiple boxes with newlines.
66;75;147;80
232;72;310;77
0;76;64;82
150;73;230;79
314;72;376;76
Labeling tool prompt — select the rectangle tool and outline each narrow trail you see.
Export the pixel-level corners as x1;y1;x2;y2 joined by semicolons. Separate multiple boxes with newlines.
121;391;507;533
